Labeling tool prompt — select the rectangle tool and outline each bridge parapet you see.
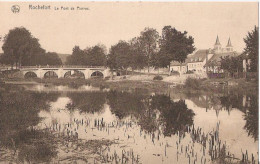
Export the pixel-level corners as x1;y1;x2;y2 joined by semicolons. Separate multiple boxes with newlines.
20;65;106;69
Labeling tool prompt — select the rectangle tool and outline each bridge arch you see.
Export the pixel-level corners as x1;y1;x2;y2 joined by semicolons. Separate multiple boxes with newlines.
91;71;104;78
44;71;58;79
24;71;38;78
64;70;85;79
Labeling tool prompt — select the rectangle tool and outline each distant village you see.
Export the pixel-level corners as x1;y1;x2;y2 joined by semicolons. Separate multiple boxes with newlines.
170;36;251;78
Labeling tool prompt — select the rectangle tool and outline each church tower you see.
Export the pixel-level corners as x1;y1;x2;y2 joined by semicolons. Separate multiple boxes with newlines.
214;35;222;53
226;37;233;52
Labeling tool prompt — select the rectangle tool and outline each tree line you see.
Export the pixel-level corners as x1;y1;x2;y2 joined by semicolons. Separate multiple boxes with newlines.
0;27;62;68
1;26;257;75
66;26;195;73
0;26;196;71
107;26;195;73
65;44;106;66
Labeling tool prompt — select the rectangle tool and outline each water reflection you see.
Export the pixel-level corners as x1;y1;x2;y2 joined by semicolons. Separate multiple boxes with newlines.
179;91;259;141
0;84;258;163
107;91;146;119
67;92;107;114
244;95;258;141
0;87;59;163
150;95;195;136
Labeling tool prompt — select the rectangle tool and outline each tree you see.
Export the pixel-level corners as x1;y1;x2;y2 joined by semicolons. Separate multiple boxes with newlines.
107;41;132;74
220;56;243;77
243;26;258;72
66;45;107;66
139;28;159;74
38;52;63;66
1;27;45;68
150;52;170;73
66;46;85;65
129;37;146;71
159;26;195;72
85;45;107;66
0;48;15;67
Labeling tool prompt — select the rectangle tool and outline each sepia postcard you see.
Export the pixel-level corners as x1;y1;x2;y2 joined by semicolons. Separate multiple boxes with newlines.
0;1;258;164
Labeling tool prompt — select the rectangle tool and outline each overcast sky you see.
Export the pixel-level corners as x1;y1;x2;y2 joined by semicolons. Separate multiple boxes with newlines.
0;2;258;54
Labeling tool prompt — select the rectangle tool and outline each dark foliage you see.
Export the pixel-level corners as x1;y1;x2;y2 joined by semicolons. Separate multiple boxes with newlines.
243;26;258;72
153;75;163;80
1;27;62;67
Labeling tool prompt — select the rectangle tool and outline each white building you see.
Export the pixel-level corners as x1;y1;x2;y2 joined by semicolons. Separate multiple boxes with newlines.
170;36;239;76
170;49;214;76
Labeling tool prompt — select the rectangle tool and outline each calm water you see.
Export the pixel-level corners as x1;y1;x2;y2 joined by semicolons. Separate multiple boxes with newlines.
0;84;258;164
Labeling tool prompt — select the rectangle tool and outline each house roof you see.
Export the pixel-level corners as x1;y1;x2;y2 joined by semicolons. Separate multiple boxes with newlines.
170;49;208;66
204;51;240;67
187;49;208;63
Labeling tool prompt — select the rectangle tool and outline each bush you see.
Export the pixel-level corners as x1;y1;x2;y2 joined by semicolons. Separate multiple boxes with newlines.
185;77;201;90
170;71;180;76
186;70;194;74
153;75;163;81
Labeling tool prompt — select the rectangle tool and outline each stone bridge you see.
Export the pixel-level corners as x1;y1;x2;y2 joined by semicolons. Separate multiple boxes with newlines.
19;66;111;79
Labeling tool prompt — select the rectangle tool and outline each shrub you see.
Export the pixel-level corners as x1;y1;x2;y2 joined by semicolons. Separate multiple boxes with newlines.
153;75;163;81
186;70;194;74
170;71;180;76
185;77;201;90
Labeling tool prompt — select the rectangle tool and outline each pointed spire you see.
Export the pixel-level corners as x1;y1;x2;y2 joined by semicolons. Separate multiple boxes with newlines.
226;37;232;47
215;35;221;45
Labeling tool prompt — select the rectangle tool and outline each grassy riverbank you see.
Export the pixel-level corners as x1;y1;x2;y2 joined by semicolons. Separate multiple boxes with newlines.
2;75;258;95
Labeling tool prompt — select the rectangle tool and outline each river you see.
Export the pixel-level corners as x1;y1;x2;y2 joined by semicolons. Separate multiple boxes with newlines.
0;83;258;164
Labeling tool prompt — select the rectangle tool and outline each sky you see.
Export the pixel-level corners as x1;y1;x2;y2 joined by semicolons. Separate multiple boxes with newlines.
0;2;258;54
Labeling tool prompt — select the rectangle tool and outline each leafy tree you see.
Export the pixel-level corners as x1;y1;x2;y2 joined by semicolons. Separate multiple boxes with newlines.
243;26;258;72
66;46;85;65
159;26;195;72
220;56;243;77
139;28;159;73
150;52;170;73
129;37;147;71
37;52;63;66
85;45;107;66
107;49;118;71
107;41;132;73
0;48;15;67
1;27;45;68
66;45;107;66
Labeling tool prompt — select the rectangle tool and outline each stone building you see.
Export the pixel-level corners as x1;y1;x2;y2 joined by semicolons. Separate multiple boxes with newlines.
170;36;240;76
